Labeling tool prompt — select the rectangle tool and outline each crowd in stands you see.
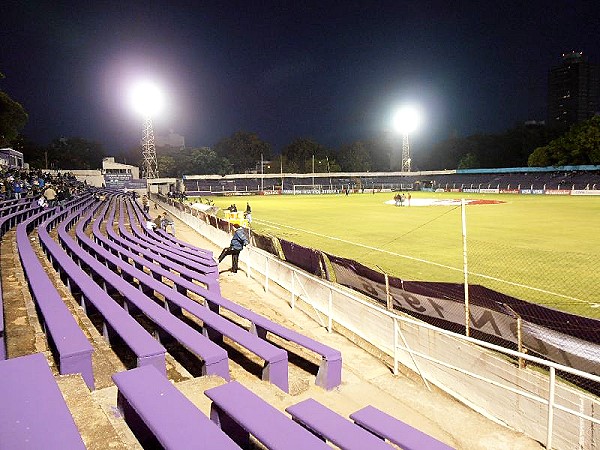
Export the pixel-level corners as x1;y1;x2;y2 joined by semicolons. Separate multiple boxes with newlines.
0;168;84;206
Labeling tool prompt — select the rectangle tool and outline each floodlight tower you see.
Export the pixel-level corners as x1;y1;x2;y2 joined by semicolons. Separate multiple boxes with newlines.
130;82;164;179
141;116;158;179
393;106;420;173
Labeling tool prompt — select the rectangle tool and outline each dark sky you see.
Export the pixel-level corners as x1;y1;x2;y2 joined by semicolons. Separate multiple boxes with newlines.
1;1;599;157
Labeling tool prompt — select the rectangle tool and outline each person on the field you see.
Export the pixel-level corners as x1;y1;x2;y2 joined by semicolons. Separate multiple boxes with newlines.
218;223;249;273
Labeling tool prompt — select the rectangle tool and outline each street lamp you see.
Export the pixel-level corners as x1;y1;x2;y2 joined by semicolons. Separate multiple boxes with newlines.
130;81;164;179
393;106;420;173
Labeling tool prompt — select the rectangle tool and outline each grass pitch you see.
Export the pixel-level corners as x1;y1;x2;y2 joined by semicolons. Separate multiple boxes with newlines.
203;192;600;318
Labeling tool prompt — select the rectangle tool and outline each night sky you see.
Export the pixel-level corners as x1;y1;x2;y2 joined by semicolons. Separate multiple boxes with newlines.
1;1;599;157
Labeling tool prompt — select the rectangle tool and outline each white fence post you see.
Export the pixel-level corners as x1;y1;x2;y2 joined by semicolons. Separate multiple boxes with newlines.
393;318;399;375
264;257;269;293
291;272;295;309
547;367;556;449
328;289;333;333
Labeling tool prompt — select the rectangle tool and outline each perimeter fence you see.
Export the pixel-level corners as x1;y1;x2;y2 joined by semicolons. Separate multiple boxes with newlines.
156;193;600;449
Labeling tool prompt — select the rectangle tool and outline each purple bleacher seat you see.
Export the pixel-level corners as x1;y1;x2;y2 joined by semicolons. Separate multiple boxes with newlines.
58;204;230;380
75;201;288;391
113;366;240;449
286;398;393;449
0;353;86;449
205;381;330;449
16;211;94;389
350;404;454;450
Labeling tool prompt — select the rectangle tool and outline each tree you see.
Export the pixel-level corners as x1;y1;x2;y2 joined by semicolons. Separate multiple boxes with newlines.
0;91;28;146
44;137;106;170
281;138;329;173
457;152;480;169
528;116;600;166
188;147;232;175
337;141;371;172
156;155;177;177
213;131;271;173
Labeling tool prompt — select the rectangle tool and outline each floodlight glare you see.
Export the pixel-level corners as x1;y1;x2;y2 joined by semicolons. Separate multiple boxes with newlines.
393;106;420;134
130;81;164;117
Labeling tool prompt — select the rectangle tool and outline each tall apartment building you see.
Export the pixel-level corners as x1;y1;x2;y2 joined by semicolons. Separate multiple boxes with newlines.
547;51;600;129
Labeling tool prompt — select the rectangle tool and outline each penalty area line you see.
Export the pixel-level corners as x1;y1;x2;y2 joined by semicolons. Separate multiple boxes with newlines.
254;219;591;306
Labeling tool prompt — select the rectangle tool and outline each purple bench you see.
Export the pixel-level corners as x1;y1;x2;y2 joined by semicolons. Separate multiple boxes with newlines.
124;201;218;273
16;212;94;389
57;206;230;380
75;203;289;392
0;353;86;449
106;198;341;390
285;398;394;449
103;202;220;293
350;405;455;450
38;207;167;375
131;197;215;258
116;202;218;278
0;281;4;360
205;381;330;449
113;366;240;449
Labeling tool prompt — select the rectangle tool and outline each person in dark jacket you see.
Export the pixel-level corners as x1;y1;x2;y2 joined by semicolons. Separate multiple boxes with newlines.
217;223;249;273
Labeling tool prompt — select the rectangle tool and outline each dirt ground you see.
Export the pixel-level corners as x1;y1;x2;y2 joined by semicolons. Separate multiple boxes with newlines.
1;204;544;449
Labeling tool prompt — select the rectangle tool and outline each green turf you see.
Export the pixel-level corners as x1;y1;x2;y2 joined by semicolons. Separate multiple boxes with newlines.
193;192;600;318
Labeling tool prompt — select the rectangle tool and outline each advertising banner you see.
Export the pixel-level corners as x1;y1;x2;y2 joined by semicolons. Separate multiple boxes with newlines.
326;253;600;377
104;174;147;190
571;190;600;196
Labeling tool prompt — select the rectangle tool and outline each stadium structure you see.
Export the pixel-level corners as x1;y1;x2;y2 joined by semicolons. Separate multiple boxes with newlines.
179;165;600;197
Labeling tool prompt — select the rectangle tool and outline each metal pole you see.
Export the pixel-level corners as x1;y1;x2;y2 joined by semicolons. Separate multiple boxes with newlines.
393;318;399;375
312;154;315;188
546;367;556;449
385;273;392;310
462;198;470;337
328;290;333;333
260;153;264;192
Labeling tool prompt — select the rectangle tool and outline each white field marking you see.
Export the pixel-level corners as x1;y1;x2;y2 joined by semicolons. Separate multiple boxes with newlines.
254;218;591;306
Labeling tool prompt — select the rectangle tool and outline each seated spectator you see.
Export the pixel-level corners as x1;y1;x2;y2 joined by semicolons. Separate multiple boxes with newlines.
43;184;57;207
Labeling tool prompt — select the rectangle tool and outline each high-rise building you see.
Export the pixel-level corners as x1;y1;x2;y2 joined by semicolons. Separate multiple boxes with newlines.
547;52;600;129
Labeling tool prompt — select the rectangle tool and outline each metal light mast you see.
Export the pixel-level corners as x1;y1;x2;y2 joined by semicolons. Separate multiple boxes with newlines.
401;133;411;173
141;115;159;179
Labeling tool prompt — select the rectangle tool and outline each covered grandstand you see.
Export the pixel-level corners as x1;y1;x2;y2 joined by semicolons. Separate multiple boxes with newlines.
181;165;600;196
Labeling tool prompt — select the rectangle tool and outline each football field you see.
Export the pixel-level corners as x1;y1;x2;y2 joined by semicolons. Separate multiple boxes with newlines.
207;191;600;318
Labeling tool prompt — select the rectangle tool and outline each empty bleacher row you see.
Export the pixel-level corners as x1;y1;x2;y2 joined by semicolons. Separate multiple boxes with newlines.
0;192;458;449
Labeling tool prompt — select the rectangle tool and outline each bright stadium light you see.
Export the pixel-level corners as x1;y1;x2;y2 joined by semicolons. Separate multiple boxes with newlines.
129;81;164;179
393;105;421;172
129;81;164;117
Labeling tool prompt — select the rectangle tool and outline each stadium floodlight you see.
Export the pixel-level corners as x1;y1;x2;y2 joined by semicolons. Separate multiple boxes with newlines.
129;81;164;179
393;105;421;173
129;81;164;118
